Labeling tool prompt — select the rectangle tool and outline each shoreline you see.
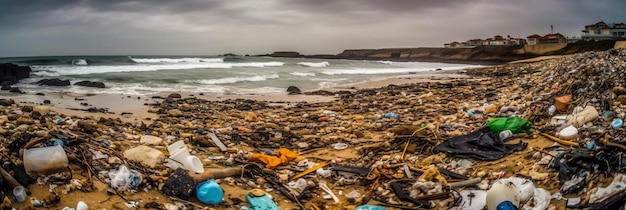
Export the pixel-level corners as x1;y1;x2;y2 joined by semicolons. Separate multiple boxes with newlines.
5;69;477;121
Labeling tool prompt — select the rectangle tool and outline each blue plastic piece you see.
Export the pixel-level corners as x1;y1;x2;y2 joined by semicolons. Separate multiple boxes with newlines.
496;201;518;210
612;118;624;129
246;192;279;210
54;139;64;147
383;112;398;118
355;205;387;210
197;179;223;205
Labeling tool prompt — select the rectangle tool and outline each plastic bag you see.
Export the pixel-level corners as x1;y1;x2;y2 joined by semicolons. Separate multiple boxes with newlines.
487;117;532;133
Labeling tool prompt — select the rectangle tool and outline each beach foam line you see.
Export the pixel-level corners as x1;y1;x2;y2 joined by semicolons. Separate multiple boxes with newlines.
30;62;285;76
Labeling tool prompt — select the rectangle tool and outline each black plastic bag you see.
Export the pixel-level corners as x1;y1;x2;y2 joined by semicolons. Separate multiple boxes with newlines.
433;127;527;161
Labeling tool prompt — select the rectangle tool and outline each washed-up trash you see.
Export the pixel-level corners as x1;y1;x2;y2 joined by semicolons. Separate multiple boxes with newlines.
566;106;599;127
454;190;486;210
433;127;528;161
287;178;308;193
246;189;279;210
551;149;622;185
12;186;26;203
123;145;165;168
332;142;348;150
355;205;386;210
589;173;626;203
555;95;572;112
23;145;69;176
557;125;578;140
498;130;513;140
487;177;550;210
109;165;142;189
248;148;299;169
76;201;88;210
196;179;223;205
383;112;399;118
166;140;204;173
486;117;532;133
611;118;623;129
162;168;196;200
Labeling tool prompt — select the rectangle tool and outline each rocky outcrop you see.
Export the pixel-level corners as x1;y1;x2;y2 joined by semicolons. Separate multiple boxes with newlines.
268;40;617;64
74;81;106;88
36;79;71;86
0;63;31;84
270;51;302;58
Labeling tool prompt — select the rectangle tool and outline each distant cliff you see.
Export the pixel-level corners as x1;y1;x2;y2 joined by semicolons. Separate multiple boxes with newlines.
268;40;617;64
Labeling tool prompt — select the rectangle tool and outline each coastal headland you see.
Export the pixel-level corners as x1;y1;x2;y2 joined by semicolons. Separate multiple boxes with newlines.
267;40;620;64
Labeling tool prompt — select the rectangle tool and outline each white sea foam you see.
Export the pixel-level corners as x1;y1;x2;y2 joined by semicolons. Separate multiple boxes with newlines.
378;61;393;65
30;61;285;76
195;74;280;85
297;61;330;67
290;72;316;77
321;66;472;75
130;57;224;63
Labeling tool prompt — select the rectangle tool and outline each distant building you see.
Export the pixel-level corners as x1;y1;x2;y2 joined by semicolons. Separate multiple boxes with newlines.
539;33;566;44
581;21;626;41
444;35;525;48
526;33;566;44
526;34;541;45
466;39;484;46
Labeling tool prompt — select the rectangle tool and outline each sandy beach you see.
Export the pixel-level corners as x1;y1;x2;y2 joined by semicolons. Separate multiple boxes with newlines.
2;49;626;210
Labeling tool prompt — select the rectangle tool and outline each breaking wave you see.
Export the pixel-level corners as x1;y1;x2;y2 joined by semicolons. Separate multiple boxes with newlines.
290;72;316;77
130;57;224;63
30;62;285;76
297;61;330;67
195;74;280;85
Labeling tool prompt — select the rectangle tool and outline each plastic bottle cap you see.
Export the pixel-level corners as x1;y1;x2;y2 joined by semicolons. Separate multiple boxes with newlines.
332;143;348;150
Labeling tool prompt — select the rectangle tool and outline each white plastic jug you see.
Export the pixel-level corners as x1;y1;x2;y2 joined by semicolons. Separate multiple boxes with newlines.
486;182;521;210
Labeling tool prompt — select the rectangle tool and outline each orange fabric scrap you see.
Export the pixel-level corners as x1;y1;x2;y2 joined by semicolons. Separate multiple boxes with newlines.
248;148;299;169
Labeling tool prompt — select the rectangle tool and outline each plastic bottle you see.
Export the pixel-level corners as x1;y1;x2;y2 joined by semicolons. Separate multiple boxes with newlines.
197;179;223;205
486;182;520;210
499;130;513;140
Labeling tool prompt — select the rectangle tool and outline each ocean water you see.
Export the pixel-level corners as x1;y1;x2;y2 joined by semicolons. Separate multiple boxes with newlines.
0;55;480;95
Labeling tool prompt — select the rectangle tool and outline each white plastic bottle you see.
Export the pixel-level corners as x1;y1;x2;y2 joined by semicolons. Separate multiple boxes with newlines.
486;182;520;210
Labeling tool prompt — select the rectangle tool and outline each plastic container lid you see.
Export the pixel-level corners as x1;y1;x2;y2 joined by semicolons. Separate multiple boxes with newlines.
197;180;223;205
332;143;348;150
558;126;578;140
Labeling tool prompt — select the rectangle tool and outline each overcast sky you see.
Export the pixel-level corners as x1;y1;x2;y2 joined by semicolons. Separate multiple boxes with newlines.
0;0;624;57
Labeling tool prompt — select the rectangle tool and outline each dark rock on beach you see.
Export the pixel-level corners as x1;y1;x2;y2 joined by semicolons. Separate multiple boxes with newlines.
287;86;301;95
74;81;106;88
36;79;71;86
0;99;14;106
167;93;182;99
0;63;31;84
1;81;11;90
9;87;23;93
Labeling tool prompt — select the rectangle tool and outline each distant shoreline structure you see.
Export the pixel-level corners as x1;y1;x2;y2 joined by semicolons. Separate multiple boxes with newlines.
265;40;622;65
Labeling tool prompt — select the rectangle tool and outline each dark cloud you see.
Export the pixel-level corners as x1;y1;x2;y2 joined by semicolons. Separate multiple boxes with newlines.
0;0;624;57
